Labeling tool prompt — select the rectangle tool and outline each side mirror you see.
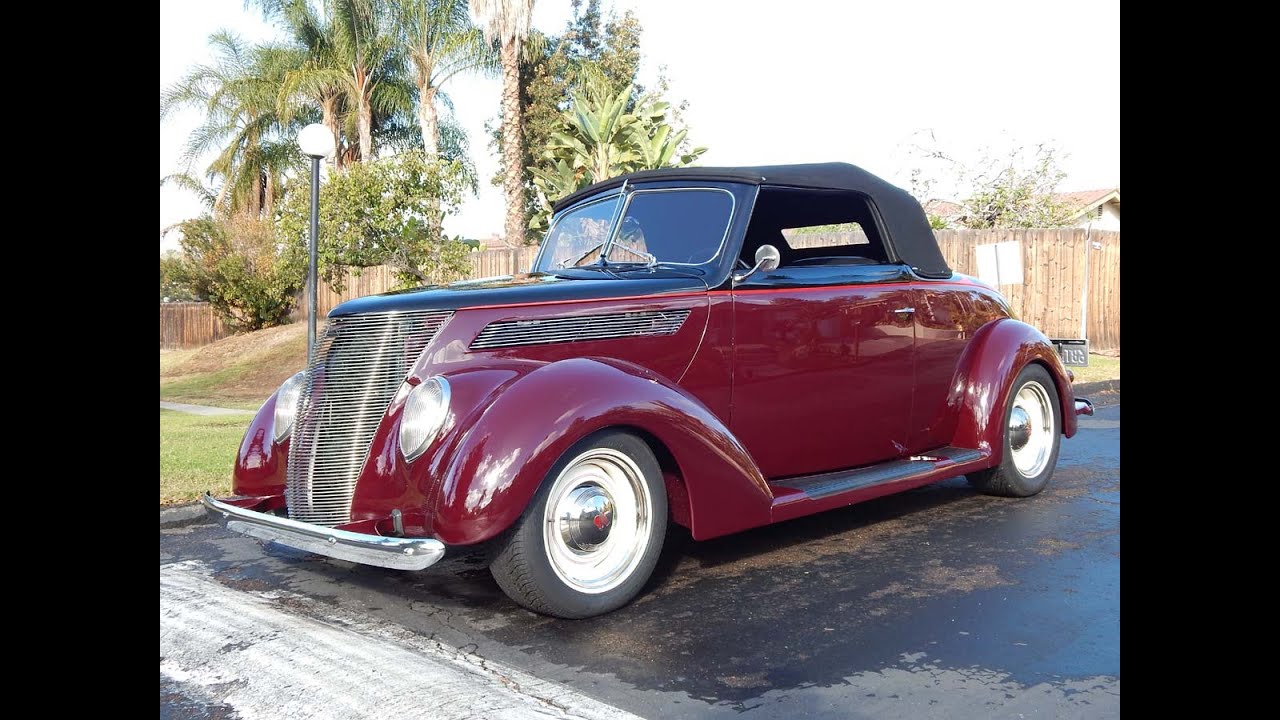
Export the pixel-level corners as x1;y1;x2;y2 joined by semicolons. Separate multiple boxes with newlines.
733;244;781;285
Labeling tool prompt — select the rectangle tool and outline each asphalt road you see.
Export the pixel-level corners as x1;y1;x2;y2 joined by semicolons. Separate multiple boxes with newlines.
161;401;1119;719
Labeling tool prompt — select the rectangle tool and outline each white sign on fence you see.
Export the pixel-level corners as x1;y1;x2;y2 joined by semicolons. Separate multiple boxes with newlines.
975;241;1024;287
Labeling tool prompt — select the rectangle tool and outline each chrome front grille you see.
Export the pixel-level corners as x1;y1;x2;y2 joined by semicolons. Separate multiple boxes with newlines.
470;310;691;350
286;310;452;526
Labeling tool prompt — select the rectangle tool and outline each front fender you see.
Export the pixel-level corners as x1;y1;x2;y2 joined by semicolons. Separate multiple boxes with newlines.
948;319;1078;462
231;391;287;497
431;357;772;545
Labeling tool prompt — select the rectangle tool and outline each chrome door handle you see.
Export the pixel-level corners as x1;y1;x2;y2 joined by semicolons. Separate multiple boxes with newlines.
893;307;916;314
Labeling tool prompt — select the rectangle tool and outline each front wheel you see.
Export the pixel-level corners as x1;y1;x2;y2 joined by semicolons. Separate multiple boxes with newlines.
489;430;667;618
967;364;1063;497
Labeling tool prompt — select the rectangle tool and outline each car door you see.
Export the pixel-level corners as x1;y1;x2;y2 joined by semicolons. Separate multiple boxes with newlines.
731;264;916;479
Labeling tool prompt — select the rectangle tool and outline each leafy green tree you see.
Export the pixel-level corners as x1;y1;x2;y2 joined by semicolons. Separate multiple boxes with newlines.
469;0;536;245
528;76;706;235
161;31;305;216
160;251;201;302
276;151;473;287
519;0;642;170
505;2;701;242
909;141;1074;229
167;215;306;330
960;145;1073;228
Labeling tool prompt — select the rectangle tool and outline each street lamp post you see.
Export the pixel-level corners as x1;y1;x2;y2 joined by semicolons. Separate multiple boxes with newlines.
297;124;335;366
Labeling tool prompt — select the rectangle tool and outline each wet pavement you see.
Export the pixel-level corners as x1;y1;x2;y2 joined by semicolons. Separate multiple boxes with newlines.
161;402;1119;718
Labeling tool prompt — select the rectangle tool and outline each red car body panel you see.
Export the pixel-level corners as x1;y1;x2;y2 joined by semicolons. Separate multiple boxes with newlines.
729;283;917;476
231;391;287;497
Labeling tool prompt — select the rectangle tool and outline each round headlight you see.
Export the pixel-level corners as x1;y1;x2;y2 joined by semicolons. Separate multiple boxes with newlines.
399;376;451;462
272;371;307;443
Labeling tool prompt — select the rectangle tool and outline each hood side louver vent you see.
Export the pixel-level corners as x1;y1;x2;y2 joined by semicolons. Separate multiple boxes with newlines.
470;309;691;350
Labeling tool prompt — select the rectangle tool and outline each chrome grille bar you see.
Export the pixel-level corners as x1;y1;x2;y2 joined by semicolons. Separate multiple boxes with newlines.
470;310;691;350
285;310;452;526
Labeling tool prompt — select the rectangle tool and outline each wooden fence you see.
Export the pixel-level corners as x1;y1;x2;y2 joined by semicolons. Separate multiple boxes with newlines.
932;229;1120;351
161;230;1119;351
310;247;542;317
159;303;229;350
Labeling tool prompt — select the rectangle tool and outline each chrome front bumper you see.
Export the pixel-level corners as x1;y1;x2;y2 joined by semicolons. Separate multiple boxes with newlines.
200;493;445;571
1074;397;1095;416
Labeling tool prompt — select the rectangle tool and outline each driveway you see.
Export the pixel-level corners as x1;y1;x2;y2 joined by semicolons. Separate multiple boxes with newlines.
161;402;1119;719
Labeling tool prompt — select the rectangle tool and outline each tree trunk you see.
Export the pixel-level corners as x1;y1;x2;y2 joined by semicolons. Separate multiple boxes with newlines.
418;84;442;239
358;95;374;162
500;39;526;245
264;173;276;215
418;86;439;156
249;172;263;217
322;95;342;172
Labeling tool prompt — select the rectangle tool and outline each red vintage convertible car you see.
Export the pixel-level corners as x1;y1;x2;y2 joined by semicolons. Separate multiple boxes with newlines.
203;162;1093;618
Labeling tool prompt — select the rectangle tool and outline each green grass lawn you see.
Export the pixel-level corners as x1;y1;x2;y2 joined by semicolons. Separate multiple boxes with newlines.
1071;353;1120;385
159;409;246;505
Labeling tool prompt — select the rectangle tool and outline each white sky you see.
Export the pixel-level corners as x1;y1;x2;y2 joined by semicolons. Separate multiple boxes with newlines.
159;0;1120;252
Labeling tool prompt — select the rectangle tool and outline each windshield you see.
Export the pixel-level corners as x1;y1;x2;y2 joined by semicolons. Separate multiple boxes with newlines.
534;188;734;272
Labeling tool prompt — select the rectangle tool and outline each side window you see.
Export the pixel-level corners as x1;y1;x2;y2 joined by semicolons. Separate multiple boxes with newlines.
740;188;891;269
783;223;871;251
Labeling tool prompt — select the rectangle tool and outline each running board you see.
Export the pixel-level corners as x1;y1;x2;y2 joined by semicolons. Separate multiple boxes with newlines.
769;446;989;521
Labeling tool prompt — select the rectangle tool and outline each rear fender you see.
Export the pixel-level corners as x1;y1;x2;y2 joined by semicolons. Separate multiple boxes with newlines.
432;357;772;545
948;319;1078;463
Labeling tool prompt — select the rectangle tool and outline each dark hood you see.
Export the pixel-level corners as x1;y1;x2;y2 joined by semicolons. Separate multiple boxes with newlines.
328;270;708;317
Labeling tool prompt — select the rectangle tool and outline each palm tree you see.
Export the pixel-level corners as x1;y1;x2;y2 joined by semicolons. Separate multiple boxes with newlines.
469;0;535;244
398;0;496;156
257;0;349;171
160;31;303;216
331;0;408;161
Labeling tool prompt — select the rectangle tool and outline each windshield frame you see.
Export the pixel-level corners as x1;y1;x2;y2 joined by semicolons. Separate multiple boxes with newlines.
533;185;737;273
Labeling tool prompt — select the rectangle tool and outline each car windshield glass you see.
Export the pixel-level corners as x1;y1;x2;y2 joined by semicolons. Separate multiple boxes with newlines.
604;190;734;266
535;189;734;272
534;196;622;271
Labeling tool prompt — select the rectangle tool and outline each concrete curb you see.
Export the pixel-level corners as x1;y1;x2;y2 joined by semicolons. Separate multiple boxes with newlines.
161;503;209;529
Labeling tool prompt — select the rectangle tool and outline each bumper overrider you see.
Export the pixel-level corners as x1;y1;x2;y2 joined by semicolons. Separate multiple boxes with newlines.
200;493;445;571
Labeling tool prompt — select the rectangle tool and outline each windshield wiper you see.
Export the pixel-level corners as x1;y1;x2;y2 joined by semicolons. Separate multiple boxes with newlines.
559;242;607;268
608;244;657;267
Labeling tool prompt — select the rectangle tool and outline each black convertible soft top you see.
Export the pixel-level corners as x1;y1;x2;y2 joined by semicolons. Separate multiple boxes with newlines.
552;162;951;278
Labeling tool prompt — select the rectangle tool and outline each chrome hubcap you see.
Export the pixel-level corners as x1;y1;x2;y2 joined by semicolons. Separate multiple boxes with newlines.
558;485;615;550
1009;380;1055;478
543;448;652;594
1008;407;1032;450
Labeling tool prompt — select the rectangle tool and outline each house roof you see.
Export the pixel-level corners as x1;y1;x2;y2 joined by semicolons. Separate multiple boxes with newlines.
1053;189;1120;220
923;199;965;220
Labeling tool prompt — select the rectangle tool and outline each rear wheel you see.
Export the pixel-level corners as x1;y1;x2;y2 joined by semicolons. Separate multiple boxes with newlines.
967;364;1062;497
489;430;667;618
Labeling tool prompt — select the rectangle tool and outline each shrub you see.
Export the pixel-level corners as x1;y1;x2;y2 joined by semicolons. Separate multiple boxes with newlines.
168;215;305;331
